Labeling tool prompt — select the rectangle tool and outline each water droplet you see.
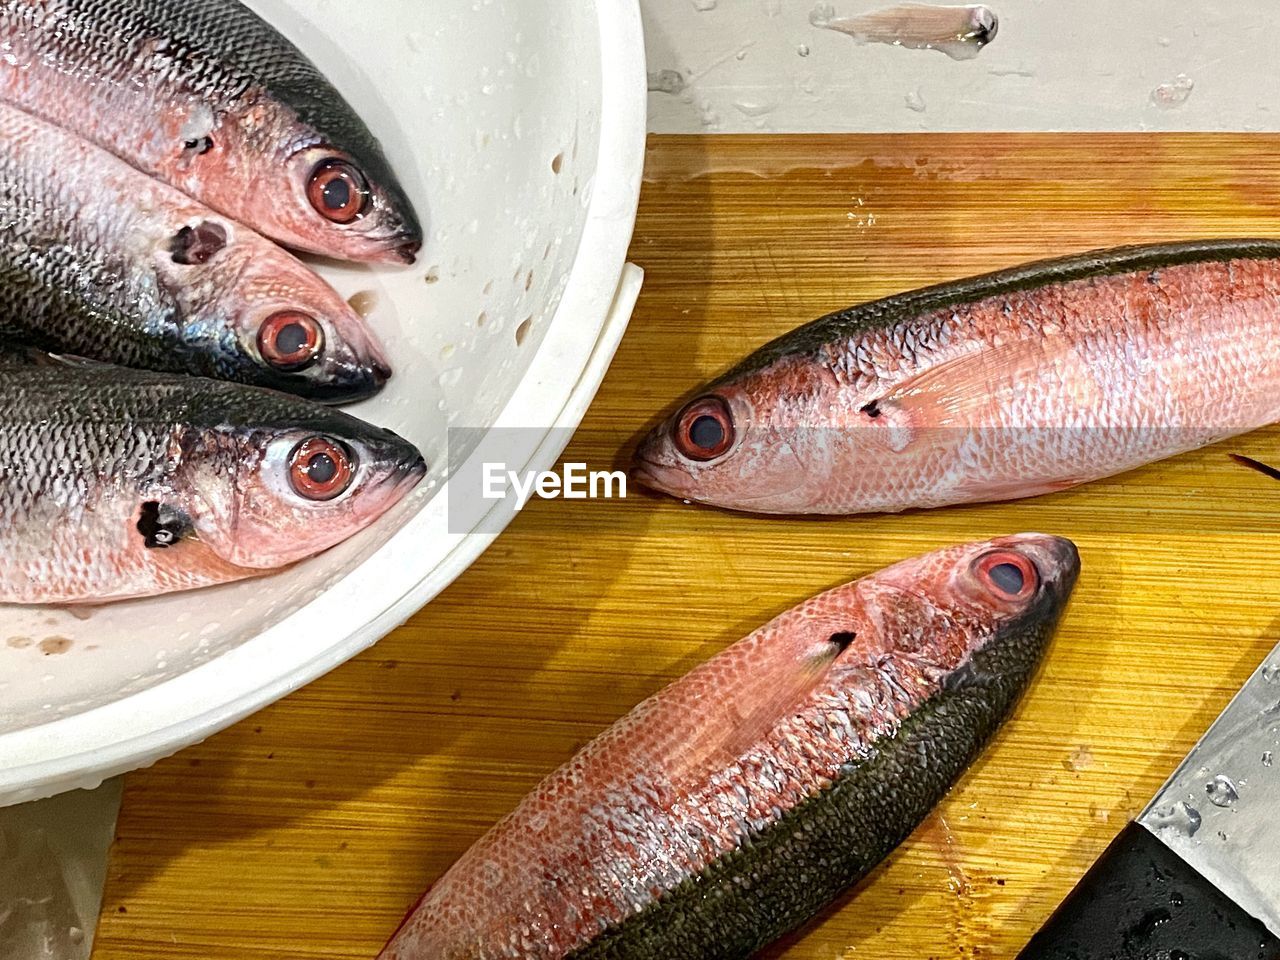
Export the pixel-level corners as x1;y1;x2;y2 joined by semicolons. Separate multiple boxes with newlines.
1263;664;1280;683
438;368;463;389
733;98;778;118
809;2;835;27
346;290;379;319
1218;830;1229;841
1265;751;1274;767
1148;800;1202;837
1205;775;1239;808
647;69;687;95
905;89;927;113
692;0;717;10
1151;74;1194;109
797;43;811;57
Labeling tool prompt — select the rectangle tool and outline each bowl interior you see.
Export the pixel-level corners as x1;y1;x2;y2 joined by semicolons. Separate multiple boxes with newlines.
0;0;604;736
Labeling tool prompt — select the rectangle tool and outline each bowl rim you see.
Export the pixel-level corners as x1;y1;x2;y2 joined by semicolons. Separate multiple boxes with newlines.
0;0;647;806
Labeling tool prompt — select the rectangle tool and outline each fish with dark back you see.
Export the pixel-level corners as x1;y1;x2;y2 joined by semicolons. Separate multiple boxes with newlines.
380;535;1079;960
0;0;422;264
0;358;426;604
635;240;1280;514
0;100;393;402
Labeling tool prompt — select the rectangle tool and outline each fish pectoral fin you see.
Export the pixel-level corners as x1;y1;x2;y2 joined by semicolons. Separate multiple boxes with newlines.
41;352;116;370
880;337;1047;427
694;630;856;772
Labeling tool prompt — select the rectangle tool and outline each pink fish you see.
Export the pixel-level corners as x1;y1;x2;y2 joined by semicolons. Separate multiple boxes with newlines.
0;0;422;264
635;241;1280;514
381;535;1079;960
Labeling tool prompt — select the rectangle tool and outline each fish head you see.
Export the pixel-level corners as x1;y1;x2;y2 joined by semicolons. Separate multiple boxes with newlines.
272;143;423;266
632;357;846;513
173;227;395;403
172;400;427;570
855;534;1080;664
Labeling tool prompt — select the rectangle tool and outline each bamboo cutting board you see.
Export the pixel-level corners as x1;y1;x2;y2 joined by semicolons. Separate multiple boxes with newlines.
94;134;1280;960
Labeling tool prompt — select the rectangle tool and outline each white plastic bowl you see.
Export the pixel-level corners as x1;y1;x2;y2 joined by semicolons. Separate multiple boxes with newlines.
0;0;646;806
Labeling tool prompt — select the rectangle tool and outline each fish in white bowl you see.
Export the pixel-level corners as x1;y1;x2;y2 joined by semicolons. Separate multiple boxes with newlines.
0;359;425;604
0;0;423;264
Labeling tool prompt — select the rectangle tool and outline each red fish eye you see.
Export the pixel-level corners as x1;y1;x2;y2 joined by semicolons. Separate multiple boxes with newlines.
258;312;324;371
674;396;735;462
289;437;355;501
308;159;370;224
974;550;1039;601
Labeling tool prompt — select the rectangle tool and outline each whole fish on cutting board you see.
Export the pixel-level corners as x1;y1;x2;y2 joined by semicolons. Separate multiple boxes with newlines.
635;240;1280;514
0;360;426;604
0;0;421;264
0;101;392;403
381;534;1079;960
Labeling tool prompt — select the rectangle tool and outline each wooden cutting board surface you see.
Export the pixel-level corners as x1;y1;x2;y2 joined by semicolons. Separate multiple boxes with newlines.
94;134;1280;959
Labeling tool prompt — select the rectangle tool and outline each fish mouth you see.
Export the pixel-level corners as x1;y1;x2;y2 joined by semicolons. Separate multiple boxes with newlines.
292;362;391;405
371;451;429;510
630;459;686;498
392;235;422;266
363;233;421;266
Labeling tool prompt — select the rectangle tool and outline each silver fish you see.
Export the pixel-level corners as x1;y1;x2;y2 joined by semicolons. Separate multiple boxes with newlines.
0;359;426;604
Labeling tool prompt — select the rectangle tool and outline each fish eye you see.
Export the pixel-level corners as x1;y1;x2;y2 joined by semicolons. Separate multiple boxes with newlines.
674;395;735;462
288;437;356;502
308;159;370;224
973;550;1038;601
258;311;324;371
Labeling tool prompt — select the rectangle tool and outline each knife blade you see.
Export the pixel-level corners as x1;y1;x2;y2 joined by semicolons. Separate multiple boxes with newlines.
1019;645;1280;959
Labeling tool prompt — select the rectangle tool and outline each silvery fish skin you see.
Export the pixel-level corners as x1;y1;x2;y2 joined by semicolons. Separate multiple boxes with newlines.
380;535;1079;960
0;101;392;403
0;0;422;264
0;361;426;604
635;240;1280;514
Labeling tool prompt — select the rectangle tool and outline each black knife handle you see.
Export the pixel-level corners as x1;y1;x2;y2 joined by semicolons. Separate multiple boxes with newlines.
1018;821;1280;960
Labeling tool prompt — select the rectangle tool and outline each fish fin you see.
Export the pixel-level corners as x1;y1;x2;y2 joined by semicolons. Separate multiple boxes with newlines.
1230;453;1280;481
877;338;1051;427
0;348;117;370
864;339;1090;503
690;630;855;775
948;475;1085;502
41;353;117;370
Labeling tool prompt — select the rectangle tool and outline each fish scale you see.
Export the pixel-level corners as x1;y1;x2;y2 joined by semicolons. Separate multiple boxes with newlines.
0;360;426;604
381;536;1079;960
0;0;421;263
